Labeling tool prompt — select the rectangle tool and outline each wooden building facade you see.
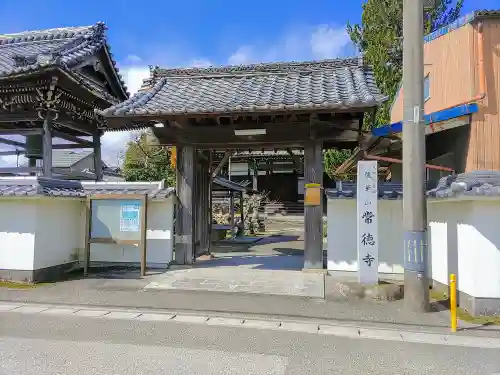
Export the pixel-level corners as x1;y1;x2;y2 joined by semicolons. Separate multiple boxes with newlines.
337;10;500;185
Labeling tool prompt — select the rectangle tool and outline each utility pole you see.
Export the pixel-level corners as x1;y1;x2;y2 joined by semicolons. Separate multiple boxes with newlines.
402;0;430;312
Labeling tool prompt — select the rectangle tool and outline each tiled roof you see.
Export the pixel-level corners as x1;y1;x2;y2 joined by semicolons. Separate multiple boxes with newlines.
81;181;174;199
101;58;386;118
0;177;174;199
0;177;86;197
427;172;500;198
474;9;500;18
0;23;128;98
326;182;403;200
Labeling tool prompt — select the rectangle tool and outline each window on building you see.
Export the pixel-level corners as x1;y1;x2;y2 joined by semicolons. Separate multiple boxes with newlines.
424;75;430;102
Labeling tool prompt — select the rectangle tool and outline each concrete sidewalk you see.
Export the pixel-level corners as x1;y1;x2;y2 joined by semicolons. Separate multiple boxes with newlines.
2;301;500;348
1;275;499;339
144;267;324;298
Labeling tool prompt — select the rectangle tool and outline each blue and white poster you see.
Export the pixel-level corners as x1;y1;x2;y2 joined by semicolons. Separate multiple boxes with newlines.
119;203;141;232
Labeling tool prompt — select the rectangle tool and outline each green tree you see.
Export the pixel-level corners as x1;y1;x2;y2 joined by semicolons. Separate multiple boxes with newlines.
324;148;353;179
122;131;175;186
347;0;464;127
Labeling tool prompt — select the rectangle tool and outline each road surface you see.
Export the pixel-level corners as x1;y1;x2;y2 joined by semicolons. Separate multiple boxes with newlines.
1;311;499;374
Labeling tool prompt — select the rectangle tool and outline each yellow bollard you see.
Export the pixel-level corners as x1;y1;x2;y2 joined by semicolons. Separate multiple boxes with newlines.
450;274;457;332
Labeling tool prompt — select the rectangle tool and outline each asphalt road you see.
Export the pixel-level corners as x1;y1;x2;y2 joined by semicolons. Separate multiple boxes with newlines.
1;312;499;374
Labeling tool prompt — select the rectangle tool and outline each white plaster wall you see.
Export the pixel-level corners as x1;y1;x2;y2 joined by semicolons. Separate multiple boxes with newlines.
88;197;174;267
327;196;500;299
428;200;500;299
0;200;37;270
327;199;404;274
33;198;84;270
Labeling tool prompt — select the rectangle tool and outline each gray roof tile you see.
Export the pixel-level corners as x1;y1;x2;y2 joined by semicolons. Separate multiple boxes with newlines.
0;177;174;199
427;171;500;198
475;9;500;18
81;181;174;199
101;58;387;117
0;23;128;97
0;177;86;197
326;182;403;200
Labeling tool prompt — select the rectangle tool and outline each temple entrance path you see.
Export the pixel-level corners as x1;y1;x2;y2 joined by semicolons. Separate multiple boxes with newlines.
144;229;325;298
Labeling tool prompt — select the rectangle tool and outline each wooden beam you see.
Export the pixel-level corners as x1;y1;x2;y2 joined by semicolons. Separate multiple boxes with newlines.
303;139;324;270
56;115;96;135
0;128;43;136
42;112;53;178
103;108;371;125
0;137;26;148
211;151;232;177
93;132;103;181
174;145;196;265
0;167;41;173
0;113;40;123
52;129;94;147
155;127;358;148
52;143;92;149
0;150;24;156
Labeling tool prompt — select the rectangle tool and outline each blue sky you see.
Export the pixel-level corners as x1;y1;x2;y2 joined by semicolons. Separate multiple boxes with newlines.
0;0;497;166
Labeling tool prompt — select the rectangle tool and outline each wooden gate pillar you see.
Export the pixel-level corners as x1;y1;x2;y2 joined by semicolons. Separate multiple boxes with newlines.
42;112;54;178
93;131;103;181
175;145;196;264
303;139;324;270
198;152;211;255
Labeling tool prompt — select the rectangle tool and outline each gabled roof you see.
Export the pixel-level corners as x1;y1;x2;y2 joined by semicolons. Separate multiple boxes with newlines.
20;150;107;169
0;22;128;100
101;58;387;118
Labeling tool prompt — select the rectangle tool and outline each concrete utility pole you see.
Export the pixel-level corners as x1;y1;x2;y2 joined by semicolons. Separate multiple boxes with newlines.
402;0;430;312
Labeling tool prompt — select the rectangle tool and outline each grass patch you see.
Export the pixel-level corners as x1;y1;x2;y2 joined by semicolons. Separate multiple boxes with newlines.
429;288;447;301
429;288;500;325
0;281;38;289
457;309;500;325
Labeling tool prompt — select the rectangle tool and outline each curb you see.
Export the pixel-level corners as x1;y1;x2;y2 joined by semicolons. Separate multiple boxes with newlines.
1;301;499;349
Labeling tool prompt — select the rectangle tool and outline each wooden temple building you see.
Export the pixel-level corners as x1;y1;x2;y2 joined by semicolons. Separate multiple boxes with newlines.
101;58;386;269
0;23;129;179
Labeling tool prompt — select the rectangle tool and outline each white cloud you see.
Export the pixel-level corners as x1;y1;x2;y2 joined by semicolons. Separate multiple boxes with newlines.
228;46;254;65
225;24;352;65
310;25;351;59
189;58;213;68
99;64;151;166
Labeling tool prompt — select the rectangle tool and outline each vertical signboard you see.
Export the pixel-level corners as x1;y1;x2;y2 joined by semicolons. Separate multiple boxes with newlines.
119;202;141;232
357;161;379;284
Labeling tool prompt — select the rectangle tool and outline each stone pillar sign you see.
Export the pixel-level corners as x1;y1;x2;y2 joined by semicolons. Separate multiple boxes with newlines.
357;160;379;284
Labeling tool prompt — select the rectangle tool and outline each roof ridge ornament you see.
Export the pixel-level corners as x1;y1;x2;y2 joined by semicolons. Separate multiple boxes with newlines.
151;57;363;78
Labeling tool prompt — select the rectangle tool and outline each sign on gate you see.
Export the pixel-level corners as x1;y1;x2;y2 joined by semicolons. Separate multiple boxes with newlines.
357;161;379;284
